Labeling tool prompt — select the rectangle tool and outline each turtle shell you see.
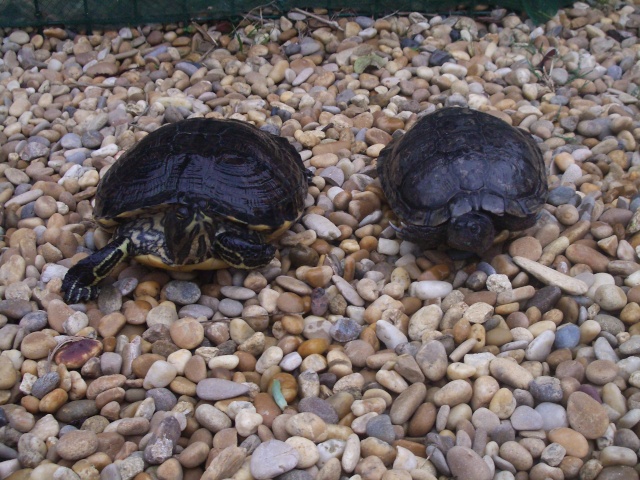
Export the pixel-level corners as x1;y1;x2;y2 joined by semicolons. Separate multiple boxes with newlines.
377;107;547;228
95;118;308;232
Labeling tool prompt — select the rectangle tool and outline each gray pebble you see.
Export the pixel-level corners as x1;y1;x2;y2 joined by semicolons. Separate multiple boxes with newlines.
299;40;321;56
620;336;640;355
20;142;50;161
164;106;184;123
511;405;543;430
329;317;362;343
529;376;563;403
31;372;60;399
113;277;138;297
594;336;620;362
97;285;123;314
0;299;33;319
179;304;214;319
218;298;243;317
55;400;99;424
100;352;123;375
143;415;181;464
276;470;314;480
355;16;375;28
366;414;396;444
81;130;104;149
298;396;339;424
425;445;450;475
146;388;177;411
220;286;256;300
175;61;199;76
535;402;568;431
60;133;83;149
163;280;201;305
19;310;48;333
65;149;89;165
196;378;250;400
251;439;299;479
0;443;17;461
490;422;516;445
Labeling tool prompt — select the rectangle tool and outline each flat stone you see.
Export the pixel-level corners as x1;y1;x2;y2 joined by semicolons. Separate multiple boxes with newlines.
250;439;299;479
375;320;408;349
196;378;250;400
512;257;588;295
567;391;610;439
511;405;544;430
446;446;492;480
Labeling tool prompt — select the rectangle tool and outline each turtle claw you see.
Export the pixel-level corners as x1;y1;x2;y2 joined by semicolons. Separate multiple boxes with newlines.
63;284;99;304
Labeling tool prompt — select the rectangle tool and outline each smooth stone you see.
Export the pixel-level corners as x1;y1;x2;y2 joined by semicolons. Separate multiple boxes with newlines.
196;378;250;400
510;405;544;430
525;330;555;361
298;396;339;424
250;440;299;479
512;257;588;295
376;320;408;349
554;324;580;349
567;391;610;439
446;446;492;480
411;281;453;300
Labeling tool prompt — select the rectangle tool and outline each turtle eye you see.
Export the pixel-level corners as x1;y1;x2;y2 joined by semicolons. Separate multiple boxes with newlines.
175;206;190;220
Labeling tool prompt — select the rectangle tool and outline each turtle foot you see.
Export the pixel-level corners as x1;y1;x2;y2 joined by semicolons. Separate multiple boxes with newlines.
62;275;99;303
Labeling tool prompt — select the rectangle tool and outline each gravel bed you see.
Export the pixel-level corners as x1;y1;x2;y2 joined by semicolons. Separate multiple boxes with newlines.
1;3;640;480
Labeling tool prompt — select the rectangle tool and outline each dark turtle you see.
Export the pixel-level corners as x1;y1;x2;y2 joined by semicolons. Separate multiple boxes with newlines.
63;118;309;303
377;107;548;254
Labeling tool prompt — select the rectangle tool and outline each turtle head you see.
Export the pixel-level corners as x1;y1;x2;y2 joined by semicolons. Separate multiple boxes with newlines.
165;205;216;264
214;225;275;269
447;212;495;255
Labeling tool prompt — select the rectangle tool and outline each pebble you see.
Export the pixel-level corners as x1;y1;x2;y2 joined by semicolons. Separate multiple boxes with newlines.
512;257;588;295
511;405;544;430
375;320;408;349
554;324;580;349
250;440;299;479
567;391;610;439
447;446;492;480
411;281;453;299
196;378;250;400
163;281;201;304
56;430;98;460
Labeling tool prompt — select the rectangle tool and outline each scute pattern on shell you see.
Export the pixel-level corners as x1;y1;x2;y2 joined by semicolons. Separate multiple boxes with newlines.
95;118;308;229
377;107;548;228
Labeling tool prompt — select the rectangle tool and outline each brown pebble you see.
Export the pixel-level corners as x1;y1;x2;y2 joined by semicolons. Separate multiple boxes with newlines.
56;430;99;460
565;244;609;273
566;391;610;439
20;332;58;360
508;236;542;261
39;388;68;413
131;353;165;378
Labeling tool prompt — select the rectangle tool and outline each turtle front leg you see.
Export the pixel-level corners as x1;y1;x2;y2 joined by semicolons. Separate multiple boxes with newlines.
62;237;132;303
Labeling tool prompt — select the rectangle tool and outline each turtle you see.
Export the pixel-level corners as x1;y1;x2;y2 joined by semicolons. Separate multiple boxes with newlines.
377;107;548;255
62;118;309;303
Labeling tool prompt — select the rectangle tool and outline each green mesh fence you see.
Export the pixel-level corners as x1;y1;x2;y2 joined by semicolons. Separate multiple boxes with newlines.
0;0;571;29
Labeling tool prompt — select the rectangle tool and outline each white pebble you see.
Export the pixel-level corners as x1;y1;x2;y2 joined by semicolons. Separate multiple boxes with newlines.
376;320;408;349
410;280;453;300
377;238;400;255
303;213;341;240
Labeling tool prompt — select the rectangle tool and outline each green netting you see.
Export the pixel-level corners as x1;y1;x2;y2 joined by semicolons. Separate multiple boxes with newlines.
0;0;570;29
